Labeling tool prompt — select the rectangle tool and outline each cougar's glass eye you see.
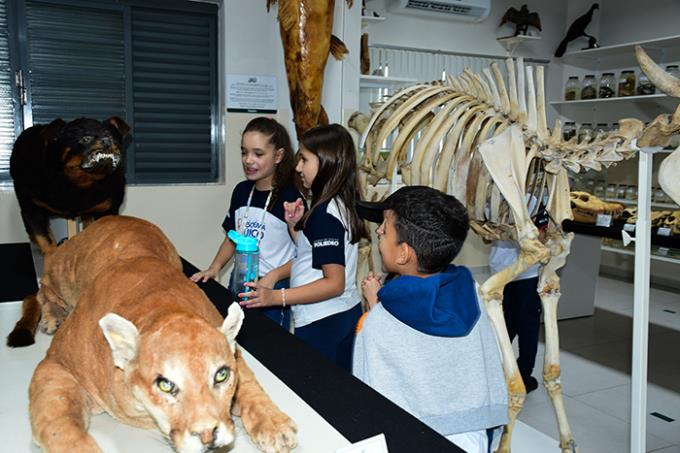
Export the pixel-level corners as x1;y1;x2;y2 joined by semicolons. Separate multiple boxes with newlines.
215;366;230;384
155;377;175;394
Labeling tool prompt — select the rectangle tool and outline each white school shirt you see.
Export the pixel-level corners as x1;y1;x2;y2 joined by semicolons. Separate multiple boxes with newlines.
290;198;360;328
488;195;540;281
223;181;300;276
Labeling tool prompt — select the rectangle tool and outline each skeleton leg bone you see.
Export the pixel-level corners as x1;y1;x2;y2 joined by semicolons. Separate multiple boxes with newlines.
480;233;549;453
538;230;579;453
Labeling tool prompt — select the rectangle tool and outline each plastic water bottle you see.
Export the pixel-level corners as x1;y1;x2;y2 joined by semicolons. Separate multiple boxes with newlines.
228;230;259;300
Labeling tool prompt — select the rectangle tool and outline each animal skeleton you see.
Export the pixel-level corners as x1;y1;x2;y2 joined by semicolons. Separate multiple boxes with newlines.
569;191;624;224
352;47;680;453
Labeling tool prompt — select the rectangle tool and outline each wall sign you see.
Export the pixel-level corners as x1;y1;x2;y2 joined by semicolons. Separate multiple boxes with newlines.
227;74;277;113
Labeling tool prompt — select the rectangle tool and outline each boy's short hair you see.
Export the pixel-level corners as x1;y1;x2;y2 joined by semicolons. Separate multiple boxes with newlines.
357;186;469;273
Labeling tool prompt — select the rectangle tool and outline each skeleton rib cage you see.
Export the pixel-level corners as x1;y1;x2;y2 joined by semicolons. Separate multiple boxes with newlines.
353;47;680;453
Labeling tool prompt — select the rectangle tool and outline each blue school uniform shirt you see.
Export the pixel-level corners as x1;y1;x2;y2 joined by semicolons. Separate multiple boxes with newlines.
223;181;301;276
290;197;360;328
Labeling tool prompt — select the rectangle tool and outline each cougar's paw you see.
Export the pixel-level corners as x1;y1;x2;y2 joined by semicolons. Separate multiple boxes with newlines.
39;316;60;335
243;407;297;453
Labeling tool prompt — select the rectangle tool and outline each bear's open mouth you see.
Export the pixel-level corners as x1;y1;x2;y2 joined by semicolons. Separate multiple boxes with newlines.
81;152;120;171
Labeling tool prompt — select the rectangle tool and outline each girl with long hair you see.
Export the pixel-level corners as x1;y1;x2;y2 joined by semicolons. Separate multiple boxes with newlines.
241;124;368;371
191;116;303;328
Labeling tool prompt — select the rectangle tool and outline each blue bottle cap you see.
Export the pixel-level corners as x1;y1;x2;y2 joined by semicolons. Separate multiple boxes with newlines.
227;230;258;252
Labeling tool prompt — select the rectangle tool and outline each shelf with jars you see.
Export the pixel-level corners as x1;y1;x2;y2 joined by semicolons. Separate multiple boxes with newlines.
553;66;679;106
561;34;680;69
557;37;680;266
550;92;670;106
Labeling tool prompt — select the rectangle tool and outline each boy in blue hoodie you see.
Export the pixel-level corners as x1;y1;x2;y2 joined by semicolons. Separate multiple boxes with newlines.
353;186;508;453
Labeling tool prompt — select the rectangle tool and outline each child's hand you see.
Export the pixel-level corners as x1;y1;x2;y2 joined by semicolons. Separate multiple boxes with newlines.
239;281;275;308
361;272;383;309
190;266;219;283
283;198;304;226
257;271;277;290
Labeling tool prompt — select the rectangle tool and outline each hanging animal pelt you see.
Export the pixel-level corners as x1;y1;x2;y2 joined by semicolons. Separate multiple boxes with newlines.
267;0;354;139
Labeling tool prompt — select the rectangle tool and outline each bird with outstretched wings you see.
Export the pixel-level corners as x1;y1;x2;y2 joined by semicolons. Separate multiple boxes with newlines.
499;4;542;37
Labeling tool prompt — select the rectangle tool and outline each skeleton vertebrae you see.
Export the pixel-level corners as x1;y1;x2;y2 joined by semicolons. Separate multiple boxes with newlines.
353;50;680;453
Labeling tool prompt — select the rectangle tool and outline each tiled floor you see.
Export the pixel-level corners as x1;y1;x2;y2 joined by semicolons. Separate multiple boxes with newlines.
517;276;680;452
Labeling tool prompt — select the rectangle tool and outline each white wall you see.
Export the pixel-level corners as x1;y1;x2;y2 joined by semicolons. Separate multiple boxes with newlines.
366;0;565;61
6;0;676;279
0;0;358;283
598;0;680;46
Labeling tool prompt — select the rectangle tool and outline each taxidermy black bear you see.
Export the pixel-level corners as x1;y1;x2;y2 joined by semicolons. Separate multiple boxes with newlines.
10;116;130;255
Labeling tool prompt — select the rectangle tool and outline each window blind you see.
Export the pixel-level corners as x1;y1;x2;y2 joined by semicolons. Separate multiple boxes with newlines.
130;7;217;182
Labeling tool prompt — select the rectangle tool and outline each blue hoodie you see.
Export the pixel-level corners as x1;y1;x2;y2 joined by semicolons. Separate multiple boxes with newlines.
353;264;508;436
377;264;480;337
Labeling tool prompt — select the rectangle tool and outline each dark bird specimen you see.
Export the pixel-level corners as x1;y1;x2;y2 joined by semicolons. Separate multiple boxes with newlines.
499;5;542;37
555;3;599;57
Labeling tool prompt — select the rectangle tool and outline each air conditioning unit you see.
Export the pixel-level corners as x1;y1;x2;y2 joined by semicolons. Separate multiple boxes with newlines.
390;0;491;22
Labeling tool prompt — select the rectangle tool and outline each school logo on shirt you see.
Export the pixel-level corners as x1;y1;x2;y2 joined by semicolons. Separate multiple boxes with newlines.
313;238;339;248
242;220;266;241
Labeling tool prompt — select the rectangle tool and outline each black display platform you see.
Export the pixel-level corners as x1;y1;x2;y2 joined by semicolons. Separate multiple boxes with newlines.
562;220;680;249
0;248;462;451
0;243;38;302
181;259;464;453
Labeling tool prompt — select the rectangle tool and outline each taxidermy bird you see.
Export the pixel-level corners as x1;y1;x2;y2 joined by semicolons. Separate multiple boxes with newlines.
499;4;542;37
555;3;599;57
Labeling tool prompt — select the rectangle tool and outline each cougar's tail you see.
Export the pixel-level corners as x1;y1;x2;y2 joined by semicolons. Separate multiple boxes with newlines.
7;293;41;347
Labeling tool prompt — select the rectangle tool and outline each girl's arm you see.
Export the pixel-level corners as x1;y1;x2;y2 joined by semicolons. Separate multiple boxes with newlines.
240;263;345;308
257;260;293;289
190;237;235;282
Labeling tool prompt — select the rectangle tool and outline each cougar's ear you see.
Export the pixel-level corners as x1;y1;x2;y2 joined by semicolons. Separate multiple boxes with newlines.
99;313;139;370
220;303;244;353
104;116;131;139
40;119;67;145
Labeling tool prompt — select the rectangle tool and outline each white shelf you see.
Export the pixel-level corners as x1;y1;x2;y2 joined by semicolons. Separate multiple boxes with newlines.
550;93;672;106
361;15;385;23
496;34;541;52
601;245;680;264
562;34;680;68
359;75;418;89
605;197;679;209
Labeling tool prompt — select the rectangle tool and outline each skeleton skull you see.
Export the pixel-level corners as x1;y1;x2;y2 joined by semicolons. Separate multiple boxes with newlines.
622;207;637;224
651;210;673;228
570;191;625;224
662;210;680;234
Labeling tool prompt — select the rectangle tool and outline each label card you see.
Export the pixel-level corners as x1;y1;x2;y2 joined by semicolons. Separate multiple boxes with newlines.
657;227;672;237
336;434;389;453
596;213;613;227
623;223;636;232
